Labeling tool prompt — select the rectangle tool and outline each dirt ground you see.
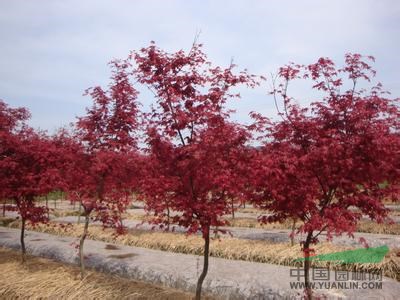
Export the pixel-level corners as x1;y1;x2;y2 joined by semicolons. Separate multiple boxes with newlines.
1;227;400;299
0;247;194;300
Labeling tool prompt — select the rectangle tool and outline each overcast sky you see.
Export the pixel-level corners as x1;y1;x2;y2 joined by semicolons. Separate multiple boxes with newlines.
1;0;399;132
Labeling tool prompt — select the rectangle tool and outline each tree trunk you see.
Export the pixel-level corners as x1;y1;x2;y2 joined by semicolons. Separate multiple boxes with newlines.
290;218;296;246
2;199;5;217
231;199;235;219
77;202;82;224
45;195;49;218
79;214;90;279
303;231;313;299
195;227;210;300
166;206;170;230
20;218;26;263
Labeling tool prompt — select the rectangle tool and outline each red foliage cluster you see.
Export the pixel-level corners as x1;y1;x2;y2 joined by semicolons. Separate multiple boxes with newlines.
132;42;258;237
250;54;400;242
66;60;142;232
0;100;63;224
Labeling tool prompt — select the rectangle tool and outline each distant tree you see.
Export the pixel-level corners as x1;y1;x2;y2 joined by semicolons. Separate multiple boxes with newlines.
0;100;63;261
250;54;400;299
132;42;258;299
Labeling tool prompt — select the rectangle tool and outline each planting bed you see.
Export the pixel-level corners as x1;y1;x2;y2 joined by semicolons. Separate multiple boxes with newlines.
1;227;400;299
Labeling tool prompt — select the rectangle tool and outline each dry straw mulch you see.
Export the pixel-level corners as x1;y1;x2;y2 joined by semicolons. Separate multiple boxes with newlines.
227;217;400;235
6;220;400;282
125;212;400;235
0;247;193;300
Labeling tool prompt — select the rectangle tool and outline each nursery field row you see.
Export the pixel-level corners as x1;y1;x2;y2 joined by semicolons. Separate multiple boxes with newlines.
1;227;400;299
2;219;399;282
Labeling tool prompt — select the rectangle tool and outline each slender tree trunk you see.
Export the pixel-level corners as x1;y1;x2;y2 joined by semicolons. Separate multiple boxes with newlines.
2;199;5;217
54;198;57;209
166;206;170;230
79;214;90;279
20;218;26;263
45;195;49;218
303;231;313;299
290;218;296;246
195;227;210;300
77;203;82;224
231;199;235;219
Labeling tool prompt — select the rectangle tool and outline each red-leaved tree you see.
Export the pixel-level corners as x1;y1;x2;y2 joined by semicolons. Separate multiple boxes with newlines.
132;42;258;299
69;59;141;278
0;100;63;261
249;54;400;298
